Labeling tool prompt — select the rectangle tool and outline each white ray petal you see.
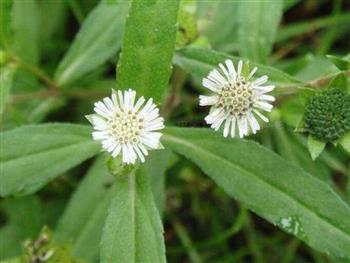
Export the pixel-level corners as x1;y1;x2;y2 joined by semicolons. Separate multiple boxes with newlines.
219;63;231;80
253;75;268;86
127;144;137;164
199;95;218;106
254;85;275;93
112;145;121;158
208;69;227;85
211;114;226;131
133;96;145;112
122;145;129;163
248;67;257;80
205;108;223;124
118;90;124;109
223;117;231;137
230;118;236;138
237;117;248;138
225;59;237;79
259;94;275;102
254;101;273;112
103;97;115;112
248;114;260;134
133;145;145;162
237;60;243;77
253;109;269;122
138;143;149;156
202;78;221;92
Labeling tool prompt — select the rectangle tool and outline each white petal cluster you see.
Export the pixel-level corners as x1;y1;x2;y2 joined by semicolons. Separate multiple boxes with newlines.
199;60;275;138
88;89;164;164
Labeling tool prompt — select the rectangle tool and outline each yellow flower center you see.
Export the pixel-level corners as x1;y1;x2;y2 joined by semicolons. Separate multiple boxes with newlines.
216;79;253;117
108;110;144;144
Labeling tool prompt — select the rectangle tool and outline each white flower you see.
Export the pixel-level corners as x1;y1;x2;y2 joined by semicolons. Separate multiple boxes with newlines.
87;89;164;164
199;59;275;138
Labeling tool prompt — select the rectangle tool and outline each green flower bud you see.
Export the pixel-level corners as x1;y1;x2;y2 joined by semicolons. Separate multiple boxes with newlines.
304;88;350;142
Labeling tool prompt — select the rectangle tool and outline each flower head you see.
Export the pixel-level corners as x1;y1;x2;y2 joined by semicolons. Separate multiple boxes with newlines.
304;88;350;142
87;89;164;164
199;60;275;138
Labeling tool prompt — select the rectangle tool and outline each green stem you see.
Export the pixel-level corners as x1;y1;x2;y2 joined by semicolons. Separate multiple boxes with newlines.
281;238;300;263
195;206;247;249
277;69;350;98
168;206;246;254
67;0;84;24
162;66;187;119
8;53;59;89
277;13;350;42
172;216;203;263
244;212;265;263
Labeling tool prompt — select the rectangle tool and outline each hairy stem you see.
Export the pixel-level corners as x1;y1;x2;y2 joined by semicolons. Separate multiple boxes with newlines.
9;53;59;90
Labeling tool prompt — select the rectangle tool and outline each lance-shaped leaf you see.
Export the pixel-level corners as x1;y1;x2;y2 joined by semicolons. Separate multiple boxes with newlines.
55;0;129;86
12;0;40;65
204;1;239;51
0;64;16;115
116;0;179;103
0;124;99;197
145;149;172;214
55;155;116;262
236;0;283;62
100;167;166;263
174;48;301;89
162;127;350;259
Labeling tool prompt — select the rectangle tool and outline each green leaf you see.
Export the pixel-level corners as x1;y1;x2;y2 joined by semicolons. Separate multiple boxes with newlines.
116;0;179;103
0;124;99;197
236;0;283;62
307;135;326;160
162;127;350;259
0;0;13;48
54;0;129;86
339;132;350;154
277;13;350;42
39;0;67;42
12;0;40;64
0;64;16;115
326;55;350;71
327;72;348;93
0;196;42;260
100;168;166;263
55;155;116;262
204;1;239;51
272;124;330;181
145;149;172;214
283;0;302;10
174;48;301;88
0;258;21;263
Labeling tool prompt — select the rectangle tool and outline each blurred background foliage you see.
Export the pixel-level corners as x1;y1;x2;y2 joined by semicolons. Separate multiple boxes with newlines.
0;0;350;262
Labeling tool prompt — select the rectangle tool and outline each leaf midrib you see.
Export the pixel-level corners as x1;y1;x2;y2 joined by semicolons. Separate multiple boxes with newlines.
163;133;350;241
